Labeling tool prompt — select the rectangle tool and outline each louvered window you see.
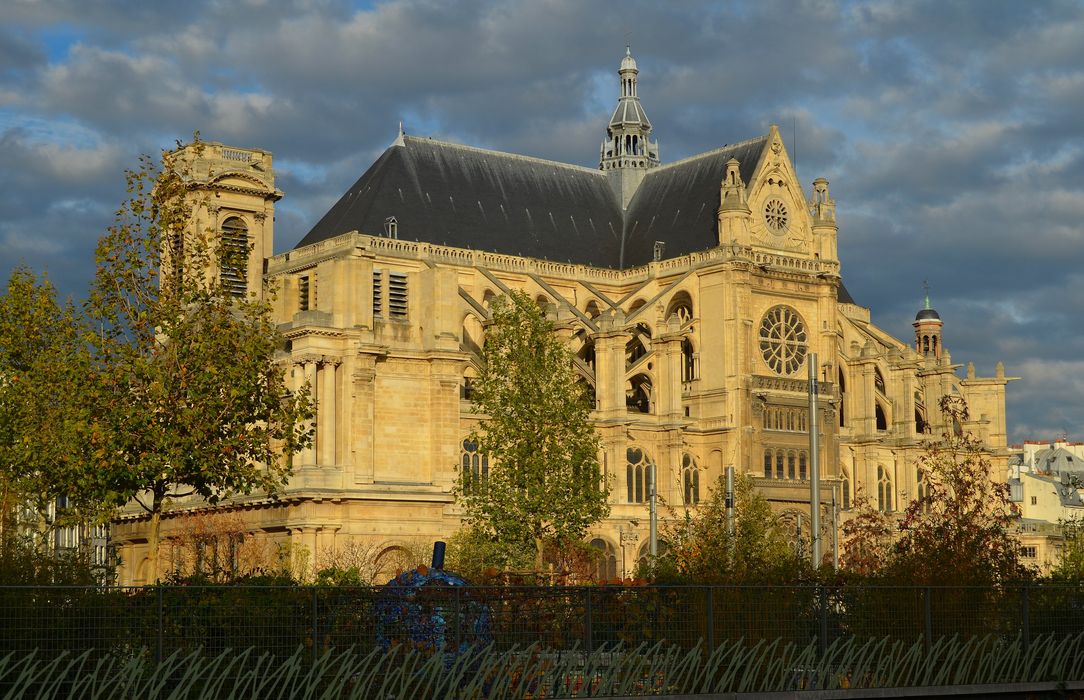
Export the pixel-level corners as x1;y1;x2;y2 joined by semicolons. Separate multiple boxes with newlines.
298;275;310;311
372;271;383;317
220;217;248;298
389;272;408;318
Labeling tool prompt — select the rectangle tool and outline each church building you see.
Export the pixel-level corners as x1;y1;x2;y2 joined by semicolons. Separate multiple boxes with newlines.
112;49;1015;583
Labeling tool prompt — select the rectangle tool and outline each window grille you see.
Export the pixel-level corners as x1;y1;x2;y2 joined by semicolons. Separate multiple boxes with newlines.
388;272;408;318
220;217;249;298
372;271;383;317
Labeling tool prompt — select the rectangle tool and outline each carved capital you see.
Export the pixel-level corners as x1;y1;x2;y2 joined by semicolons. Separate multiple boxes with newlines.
620;530;639;545
253;212;267;223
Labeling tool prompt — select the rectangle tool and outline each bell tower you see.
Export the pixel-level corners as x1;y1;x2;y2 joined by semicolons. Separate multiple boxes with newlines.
173;141;282;301
599;46;660;209
913;283;944;360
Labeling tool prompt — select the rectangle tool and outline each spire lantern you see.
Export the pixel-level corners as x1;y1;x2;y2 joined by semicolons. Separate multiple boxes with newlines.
600;46;660;208
913;281;944;360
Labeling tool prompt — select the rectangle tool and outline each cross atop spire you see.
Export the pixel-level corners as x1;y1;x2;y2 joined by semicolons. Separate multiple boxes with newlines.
923;279;930;310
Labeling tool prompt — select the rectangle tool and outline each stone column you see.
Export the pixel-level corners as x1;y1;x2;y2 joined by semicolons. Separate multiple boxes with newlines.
319;357;340;467
302;357;319;466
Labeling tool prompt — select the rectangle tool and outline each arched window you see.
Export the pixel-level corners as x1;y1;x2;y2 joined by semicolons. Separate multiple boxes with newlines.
916;469;929;512
875;404;888;431
841;469;851;510
665;292;693;325
585;300;601;319
877;465;893;513
799;451;807;480
589;538;618;581
787;451;796;480
776;450;785;480
220;217;249;298
461;439;488;494
764;450;773;479
682;453;700;505
626;447;650;503
626;374;652;414
922;336;930;353
637;539;669;567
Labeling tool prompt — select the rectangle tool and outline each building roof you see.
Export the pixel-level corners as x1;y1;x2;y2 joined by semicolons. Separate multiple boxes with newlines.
296;136;626;267
296;134;770;269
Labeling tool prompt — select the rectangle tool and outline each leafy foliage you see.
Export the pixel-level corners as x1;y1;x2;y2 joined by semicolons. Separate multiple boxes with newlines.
77;137;313;580
1048;517;1084;581
457;290;609;571
0;268;90;537
842;396;1029;584
650;474;802;583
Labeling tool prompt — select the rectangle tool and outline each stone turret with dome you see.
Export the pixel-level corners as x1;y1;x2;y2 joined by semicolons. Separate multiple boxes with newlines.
913;283;944;359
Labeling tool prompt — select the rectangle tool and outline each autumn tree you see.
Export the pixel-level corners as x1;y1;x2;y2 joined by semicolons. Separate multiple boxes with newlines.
650;473;799;583
0;267;90;542
457;290;609;572
81;138;313;581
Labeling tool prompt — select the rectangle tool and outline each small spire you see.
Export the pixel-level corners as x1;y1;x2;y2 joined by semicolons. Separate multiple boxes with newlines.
392;120;406;147
626;44;631;57
923;279;931;310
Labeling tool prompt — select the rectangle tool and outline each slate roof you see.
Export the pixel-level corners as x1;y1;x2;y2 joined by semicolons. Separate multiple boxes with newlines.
296;136;625;267
609;99;652;130
296;134;784;272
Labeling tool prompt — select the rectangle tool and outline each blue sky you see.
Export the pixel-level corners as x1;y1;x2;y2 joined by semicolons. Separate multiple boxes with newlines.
1;0;1083;442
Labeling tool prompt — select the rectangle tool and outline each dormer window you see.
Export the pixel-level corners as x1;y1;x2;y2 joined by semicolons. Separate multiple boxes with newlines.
384;216;398;239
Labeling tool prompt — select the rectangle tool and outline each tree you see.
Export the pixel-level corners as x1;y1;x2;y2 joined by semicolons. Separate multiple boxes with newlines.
457;290;609;571
0;267;89;542
651;474;799;583
841;396;1029;584
81;138;313;581
1049;517;1084;581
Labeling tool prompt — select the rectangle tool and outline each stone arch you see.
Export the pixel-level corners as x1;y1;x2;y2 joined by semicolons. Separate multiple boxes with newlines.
875;402;889;431
664;290;695;325
589;537;618;581
626;373;653;414
584;300;602;319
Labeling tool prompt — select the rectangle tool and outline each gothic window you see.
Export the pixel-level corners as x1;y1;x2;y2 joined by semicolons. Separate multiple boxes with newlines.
916;469;930;513
922;336;930;354
626;374;652;414
682;453;700;505
841;469;851;510
874;367;886;395
877;465;893;513
665;292;694;325
220;217;249;298
626;447;650;503
383;216;398;238
875;404;888;432
787;451;796;480
461;439;488;494
776;450;785;480
799;452;807;481
764;450;772;479
589;538;618;581
578;336;596;372
764;199;789;231
759;305;807;375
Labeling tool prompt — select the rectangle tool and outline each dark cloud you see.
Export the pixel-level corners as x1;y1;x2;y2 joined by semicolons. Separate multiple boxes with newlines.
1;0;1083;442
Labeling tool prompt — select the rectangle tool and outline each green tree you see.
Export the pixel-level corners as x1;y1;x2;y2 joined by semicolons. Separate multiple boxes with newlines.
457;290;609;571
1049;517;1084;581
651;474;800;583
81;138;313;581
0;267;89;542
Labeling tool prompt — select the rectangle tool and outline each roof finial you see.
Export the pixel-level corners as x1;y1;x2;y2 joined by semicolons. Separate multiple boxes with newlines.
392;120;406;147
923;279;931;310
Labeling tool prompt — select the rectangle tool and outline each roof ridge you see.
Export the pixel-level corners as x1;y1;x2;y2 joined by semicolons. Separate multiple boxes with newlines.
402;134;604;176
648;134;769;174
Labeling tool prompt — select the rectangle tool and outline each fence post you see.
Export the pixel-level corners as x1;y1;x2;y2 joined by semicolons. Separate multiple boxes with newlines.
924;587;933;653
1022;583;1031;652
156;585;164;664
584;587;593;654
818;585;828;658
312;587;319;663
706;587;715;655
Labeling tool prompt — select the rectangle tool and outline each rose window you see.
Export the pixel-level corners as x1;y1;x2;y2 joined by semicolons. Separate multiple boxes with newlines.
764;199;789;232
759;305;807;375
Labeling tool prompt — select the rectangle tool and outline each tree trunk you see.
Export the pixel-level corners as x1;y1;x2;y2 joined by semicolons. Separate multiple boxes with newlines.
534;535;544;576
148;502;162;584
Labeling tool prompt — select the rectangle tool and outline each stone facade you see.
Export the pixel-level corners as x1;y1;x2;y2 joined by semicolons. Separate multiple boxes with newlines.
111;52;1015;584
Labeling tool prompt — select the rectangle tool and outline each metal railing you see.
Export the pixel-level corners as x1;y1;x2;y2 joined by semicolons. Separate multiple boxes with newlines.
3;583;1084;662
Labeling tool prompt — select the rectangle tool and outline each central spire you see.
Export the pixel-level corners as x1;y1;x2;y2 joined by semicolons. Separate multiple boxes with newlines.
600;46;660;208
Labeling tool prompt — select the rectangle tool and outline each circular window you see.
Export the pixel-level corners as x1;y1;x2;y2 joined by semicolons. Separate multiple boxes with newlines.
764;199;789;232
759;305;807;375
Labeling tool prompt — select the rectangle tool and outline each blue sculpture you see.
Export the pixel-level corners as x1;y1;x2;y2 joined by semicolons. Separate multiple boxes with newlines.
374;541;492;655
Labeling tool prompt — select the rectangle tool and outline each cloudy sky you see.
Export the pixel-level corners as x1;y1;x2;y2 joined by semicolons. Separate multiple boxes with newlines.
1;0;1082;442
